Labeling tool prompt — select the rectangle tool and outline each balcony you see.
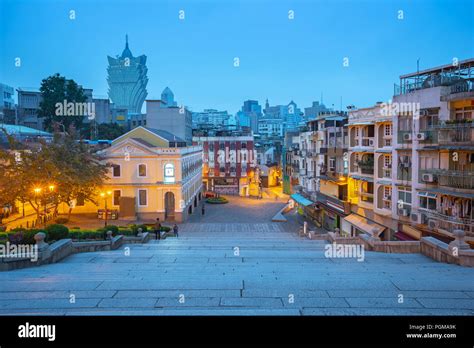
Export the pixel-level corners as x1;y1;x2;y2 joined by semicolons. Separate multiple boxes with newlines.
299;168;307;176
315;192;351;214
359;191;374;204
422;209;474;237
397;166;412;181
356;159;374;175
416;130;438;144
361;137;375;147
420;169;474;189
437;121;474;144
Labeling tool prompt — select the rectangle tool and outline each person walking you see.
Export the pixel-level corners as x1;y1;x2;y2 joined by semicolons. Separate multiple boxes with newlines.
201;204;205;216
173;224;179;238
154;218;161;240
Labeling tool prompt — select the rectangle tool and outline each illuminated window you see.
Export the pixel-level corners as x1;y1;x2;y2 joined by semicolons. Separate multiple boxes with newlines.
164;163;175;183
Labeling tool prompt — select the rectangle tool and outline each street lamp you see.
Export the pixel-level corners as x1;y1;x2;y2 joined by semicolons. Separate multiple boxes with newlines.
100;191;112;227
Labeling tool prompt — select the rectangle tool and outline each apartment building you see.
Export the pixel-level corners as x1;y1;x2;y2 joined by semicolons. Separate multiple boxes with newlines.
392;58;474;242
347;104;397;239
287;112;352;231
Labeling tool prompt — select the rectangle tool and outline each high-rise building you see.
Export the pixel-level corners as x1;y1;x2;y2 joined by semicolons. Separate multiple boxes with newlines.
192;109;231;129
236;100;262;132
107;35;148;114
262;99;303;133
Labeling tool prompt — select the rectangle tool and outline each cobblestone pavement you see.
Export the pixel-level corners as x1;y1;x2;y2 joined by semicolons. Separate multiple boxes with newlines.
0;196;473;315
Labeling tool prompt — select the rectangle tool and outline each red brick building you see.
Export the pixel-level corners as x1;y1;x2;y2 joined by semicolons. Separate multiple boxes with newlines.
193;133;256;196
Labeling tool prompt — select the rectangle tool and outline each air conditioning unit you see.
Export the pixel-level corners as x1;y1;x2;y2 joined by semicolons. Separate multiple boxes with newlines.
398;208;409;217
416;133;426;141
410;213;421;223
428;219;438;229
403;133;412;141
422;173;436;183
368;139;375;146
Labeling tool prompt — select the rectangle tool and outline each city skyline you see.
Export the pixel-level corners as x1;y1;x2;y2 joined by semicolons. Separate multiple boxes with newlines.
1;0;473;114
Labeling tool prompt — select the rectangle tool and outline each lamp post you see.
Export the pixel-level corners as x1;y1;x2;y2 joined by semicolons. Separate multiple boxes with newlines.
33;187;42;226
100;191;112;227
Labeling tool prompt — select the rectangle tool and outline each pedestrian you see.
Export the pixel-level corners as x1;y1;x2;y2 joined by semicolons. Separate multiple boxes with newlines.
173;224;179;238
201;204;205;215
154;218;161;240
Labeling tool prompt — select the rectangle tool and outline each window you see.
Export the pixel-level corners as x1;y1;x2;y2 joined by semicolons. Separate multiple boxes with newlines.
383;186;392;199
329;157;336;171
138;164;147;177
112;164;121;177
384;124;392;136
113;190;121;206
241;142;247;149
384;155;392;168
419;193;437;211
138;189;147;206
164;163;175;183
398;186;412;206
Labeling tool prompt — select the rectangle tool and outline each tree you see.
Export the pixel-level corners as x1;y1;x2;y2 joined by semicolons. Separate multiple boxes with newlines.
38;73;88;132
0;130;109;221
81;122;126;140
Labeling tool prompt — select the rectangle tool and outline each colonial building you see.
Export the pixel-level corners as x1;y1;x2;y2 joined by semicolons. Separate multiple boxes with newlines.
193;130;257;196
96;126;203;222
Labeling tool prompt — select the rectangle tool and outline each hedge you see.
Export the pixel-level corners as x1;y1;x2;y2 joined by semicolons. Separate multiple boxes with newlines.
206;197;229;204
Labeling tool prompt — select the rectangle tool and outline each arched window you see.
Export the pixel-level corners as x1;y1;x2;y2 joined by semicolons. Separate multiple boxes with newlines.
164;163;175;183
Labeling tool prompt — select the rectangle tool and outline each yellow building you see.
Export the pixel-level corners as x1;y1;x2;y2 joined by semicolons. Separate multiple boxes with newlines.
70;126;203;222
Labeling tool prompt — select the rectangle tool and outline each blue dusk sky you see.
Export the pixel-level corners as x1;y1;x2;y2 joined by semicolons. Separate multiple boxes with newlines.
1;0;473;114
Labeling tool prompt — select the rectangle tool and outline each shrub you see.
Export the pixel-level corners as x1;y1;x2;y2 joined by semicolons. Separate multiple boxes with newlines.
55;217;69;224
103;225;119;235
130;224;148;235
160;226;171;232
71;227;81;230
45;224;69;241
7;228;43;244
206;197;229;204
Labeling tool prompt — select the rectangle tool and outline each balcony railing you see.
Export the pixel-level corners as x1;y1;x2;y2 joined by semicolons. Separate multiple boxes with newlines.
437;123;473;144
416;130;438;143
423;209;474;237
420;169;474;189
359;191;374;203
450;80;474;94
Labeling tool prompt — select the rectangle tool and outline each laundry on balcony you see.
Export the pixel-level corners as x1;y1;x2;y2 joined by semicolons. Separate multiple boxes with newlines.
343;214;386;237
290;193;314;207
417;188;474;200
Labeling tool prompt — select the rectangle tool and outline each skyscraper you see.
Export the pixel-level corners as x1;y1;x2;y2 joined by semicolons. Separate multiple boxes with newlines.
107;35;148;114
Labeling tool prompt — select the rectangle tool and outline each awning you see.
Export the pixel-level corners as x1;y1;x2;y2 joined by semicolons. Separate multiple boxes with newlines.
290;193;313;207
416;188;474;200
350;175;374;183
394;231;417;241
344;214;386;237
376;179;392;186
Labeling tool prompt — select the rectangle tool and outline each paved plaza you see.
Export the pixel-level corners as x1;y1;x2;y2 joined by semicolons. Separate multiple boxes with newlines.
0;196;473;315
